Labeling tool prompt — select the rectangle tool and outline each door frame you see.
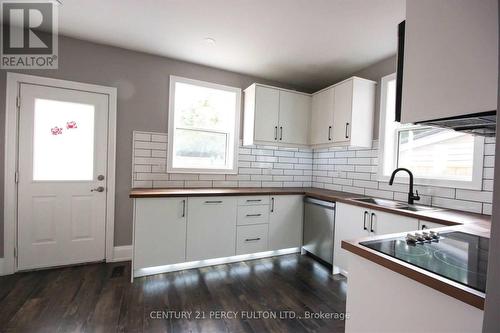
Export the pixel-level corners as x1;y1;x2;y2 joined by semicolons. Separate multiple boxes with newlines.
3;73;117;275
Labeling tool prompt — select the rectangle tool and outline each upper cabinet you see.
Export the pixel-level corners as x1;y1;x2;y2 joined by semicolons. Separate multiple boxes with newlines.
243;84;311;146
243;77;375;148
310;77;376;148
401;0;498;124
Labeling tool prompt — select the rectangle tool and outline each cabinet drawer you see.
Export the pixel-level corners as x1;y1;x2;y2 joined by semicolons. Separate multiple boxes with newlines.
237;196;270;206
236;224;269;255
237;205;269;225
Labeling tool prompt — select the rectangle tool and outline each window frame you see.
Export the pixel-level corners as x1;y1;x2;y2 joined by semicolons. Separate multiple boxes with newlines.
167;75;241;174
377;73;484;190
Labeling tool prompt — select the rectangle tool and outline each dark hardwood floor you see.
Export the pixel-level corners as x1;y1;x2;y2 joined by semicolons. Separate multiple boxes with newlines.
0;254;347;333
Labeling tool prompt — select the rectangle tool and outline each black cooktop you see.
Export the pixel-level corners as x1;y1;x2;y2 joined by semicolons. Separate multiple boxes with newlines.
360;231;489;293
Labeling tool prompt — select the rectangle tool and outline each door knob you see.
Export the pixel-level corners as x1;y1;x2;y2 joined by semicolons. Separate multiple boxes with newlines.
91;186;105;192
97;174;105;181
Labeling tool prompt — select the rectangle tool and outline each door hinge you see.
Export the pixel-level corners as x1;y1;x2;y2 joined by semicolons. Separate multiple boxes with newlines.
15;171;19;183
16;96;21;109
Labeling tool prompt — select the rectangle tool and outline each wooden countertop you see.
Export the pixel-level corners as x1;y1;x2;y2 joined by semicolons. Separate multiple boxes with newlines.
130;187;490;226
130;186;491;309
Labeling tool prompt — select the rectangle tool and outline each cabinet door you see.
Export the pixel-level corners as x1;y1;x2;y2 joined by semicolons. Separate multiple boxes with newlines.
310;88;334;144
332;80;353;143
134;198;187;270
254;86;279;142
371;210;419;235
333;203;370;275
278;91;310;145
186;197;237;261
269;195;303;250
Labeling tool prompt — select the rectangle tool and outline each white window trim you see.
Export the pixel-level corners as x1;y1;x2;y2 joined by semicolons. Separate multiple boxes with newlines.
167;75;241;174
377;73;484;190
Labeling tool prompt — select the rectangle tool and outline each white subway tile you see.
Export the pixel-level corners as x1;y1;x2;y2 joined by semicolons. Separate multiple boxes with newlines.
484;143;495;155
483;168;494;179
251;149;273;156
483;203;492;215
133;180;153;188
134;132;151;141
347;157;372;165
136;173;169;181
134;157;166;165
134;149;151;157
256;156;278;163
239;168;261;175
238;181;262;187
273;163;294;169
285;170;304;176
251;162;274;169
151;165;165;173
213;181;238;187
335;150;356;158
273;175;294;181
283;181;303;187
185;181;212;188
324;184;342;191
226;174;250;181
341;186;365;195
456;189;492;203
169;173;199;181
251;175;273;181
432;197;482;214
347;172;372;180
199;174;226;181
134;165;151;172
153;180;184;188
484;156;495;167
151;134;167;142
353;180;378;189
333;178;353;186
239;155;256;162
274;150;295;157
135;141;167;150
295;152;313;158
262;181;283;187
483;179;494;192
364;189;394;200
151;150;167;158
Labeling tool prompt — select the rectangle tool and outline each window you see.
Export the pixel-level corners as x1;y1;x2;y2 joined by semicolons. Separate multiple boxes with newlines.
378;73;484;189
167;76;241;173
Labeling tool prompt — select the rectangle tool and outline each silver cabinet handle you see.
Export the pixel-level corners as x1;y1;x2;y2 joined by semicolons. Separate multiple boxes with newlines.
274;126;278;140
245;238;261;242
328;126;332;141
91;186;105;192
370;212;375;233
345;122;350;139
246;199;262;202
204;200;223;204
246;214;262;217
270;197;275;212
363;211;369;230
181;199;186;217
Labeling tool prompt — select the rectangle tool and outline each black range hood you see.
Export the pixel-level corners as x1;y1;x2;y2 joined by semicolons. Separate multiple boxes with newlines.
395;20;497;137
415;111;497;137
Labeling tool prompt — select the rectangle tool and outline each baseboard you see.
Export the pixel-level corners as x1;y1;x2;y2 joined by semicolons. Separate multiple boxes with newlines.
111;245;132;262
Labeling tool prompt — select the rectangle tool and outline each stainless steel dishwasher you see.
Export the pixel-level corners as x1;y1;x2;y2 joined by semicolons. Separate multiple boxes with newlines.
303;197;335;265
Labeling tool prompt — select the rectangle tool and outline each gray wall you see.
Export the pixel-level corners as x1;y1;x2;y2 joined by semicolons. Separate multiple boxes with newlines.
0;36;304;257
0;36;395;257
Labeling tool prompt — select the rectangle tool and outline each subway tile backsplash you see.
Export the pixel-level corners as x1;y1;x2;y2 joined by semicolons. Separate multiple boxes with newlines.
312;138;495;215
131;131;313;189
131;131;495;215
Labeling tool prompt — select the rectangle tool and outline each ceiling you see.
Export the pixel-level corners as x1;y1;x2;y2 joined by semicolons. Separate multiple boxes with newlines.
57;0;405;91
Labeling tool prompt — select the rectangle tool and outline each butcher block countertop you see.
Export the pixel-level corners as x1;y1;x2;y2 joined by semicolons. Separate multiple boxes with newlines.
130;187;490;226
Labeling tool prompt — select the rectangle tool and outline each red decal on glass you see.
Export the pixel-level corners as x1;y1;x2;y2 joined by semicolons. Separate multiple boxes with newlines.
51;127;63;135
66;121;78;129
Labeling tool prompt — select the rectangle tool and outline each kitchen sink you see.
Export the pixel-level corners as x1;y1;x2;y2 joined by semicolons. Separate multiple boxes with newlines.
352;197;441;212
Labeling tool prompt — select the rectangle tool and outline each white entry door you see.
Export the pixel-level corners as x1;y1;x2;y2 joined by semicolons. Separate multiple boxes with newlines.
17;83;109;270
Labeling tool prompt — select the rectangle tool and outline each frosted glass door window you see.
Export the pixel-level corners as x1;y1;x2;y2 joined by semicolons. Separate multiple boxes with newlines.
33;98;95;181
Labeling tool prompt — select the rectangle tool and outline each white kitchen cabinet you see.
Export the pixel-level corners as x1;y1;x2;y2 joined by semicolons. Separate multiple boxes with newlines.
333;203;370;275
419;220;447;230
278;90;311;145
186;196;237;261
236;224;269;255
252;85;280;142
333;203;419;275
370;210;419;235
269;195;303;250
401;0;498;123
133;198;187;270
310;77;376;148
243;83;310;146
310;87;335;145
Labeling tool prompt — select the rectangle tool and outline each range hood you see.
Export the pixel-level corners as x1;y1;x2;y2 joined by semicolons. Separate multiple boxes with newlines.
415;111;497;137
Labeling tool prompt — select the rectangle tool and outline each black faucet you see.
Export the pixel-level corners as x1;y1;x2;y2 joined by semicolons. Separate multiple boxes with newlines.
389;168;420;205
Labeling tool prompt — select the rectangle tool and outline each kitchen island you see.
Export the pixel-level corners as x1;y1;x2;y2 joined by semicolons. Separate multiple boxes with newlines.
342;222;490;333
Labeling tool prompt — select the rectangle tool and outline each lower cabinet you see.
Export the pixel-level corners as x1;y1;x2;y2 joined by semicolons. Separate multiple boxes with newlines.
186;196;237;261
132;194;304;278
236;224;269;255
269;195;304;250
133;198;187;270
334;203;419;275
